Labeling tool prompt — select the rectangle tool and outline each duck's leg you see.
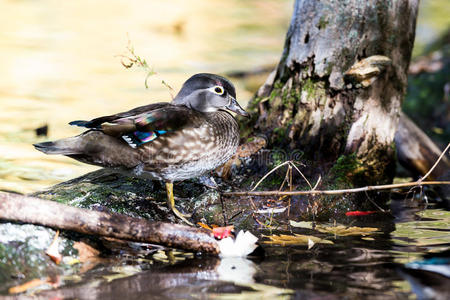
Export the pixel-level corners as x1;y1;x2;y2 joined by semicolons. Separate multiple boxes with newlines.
165;182;194;226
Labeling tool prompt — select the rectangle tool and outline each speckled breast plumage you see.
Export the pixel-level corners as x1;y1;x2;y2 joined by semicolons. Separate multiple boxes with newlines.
133;110;240;181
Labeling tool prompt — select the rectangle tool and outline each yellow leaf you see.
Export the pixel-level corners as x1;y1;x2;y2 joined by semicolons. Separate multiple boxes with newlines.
197;222;213;230
289;220;313;229
262;234;333;246
316;225;379;236
63;257;81;265
9;278;50;294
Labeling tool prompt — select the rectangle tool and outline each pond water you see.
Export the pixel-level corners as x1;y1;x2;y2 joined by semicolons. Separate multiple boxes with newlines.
0;0;449;299
4;197;448;299
0;0;291;193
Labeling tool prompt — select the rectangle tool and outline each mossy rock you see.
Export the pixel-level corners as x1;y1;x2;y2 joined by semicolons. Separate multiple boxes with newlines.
0;223;78;294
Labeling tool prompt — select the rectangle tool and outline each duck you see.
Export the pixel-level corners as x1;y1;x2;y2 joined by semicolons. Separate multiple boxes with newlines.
34;73;249;225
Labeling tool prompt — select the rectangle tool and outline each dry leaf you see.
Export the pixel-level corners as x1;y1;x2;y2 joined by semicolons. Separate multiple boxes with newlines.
316;225;379;236
213;225;234;239
289;220;313;229
262;234;333;246
103;266;142;283
217;137;266;179
236;137;266;158
8;278;50;294
45;230;62;264
197;222;213;230
73;241;103;273
73;241;100;262
153;250;169;262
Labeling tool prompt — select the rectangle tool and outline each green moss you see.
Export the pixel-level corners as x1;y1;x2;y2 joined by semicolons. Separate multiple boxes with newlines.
269;148;287;168
300;78;327;107
325;62;334;75
281;87;300;108
263;172;284;188
246;95;264;111
358;140;396;185
329;153;361;185
302;78;315;96
318;15;329;29
272;127;288;145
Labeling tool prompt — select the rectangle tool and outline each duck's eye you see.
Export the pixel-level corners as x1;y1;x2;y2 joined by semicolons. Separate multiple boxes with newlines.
213;86;224;95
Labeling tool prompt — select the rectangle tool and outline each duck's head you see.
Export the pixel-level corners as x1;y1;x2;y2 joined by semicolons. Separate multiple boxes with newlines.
172;73;249;117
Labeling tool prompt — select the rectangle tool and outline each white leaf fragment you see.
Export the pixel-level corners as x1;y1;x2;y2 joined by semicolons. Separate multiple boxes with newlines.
218;231;258;257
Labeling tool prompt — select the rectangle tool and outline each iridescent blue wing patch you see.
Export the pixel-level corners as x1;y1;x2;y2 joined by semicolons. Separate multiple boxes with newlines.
121;130;168;148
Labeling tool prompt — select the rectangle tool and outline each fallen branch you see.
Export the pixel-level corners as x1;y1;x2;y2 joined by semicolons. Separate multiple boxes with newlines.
395;114;450;180
222;181;450;197
0;192;219;254
419;142;450;182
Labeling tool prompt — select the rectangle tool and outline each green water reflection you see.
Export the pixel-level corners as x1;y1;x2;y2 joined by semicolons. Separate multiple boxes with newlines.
392;209;450;263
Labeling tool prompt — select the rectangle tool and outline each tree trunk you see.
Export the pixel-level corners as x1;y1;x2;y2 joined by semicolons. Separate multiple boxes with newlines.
246;0;419;185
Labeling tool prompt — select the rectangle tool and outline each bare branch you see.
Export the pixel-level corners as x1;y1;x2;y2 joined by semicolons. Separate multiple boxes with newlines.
0;192;219;254
223;181;450;197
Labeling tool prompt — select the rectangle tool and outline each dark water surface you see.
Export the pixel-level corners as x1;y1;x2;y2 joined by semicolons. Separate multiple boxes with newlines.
15;198;448;300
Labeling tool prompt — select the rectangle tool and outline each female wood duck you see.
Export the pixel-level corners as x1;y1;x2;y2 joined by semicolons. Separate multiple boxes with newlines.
34;73;248;225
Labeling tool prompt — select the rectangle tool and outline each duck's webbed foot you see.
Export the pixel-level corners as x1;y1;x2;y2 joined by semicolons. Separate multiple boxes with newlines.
165;182;194;226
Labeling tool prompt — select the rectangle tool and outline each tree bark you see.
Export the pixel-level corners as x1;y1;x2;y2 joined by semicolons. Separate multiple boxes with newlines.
246;0;419;185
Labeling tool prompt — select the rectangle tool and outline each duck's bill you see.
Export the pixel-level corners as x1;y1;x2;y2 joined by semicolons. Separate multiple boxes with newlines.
226;96;249;117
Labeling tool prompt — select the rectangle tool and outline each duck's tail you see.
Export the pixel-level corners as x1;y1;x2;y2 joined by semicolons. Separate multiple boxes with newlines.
34;131;140;169
33;136;83;155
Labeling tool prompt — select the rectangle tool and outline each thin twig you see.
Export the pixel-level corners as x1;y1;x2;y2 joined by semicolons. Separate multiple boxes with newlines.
223;181;450;197
290;161;313;189
251;161;291;191
419;142;450;182
288;164;292;216
312;176;321;190
364;191;386;212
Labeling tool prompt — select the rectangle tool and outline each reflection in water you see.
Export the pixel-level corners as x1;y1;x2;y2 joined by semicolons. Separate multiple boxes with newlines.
399;248;450;300
26;209;444;300
217;257;257;284
400;268;450;300
30;257;292;300
35;203;446;300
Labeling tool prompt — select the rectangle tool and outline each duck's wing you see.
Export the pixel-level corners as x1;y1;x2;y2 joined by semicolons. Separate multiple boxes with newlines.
69;102;169;128
70;103;202;148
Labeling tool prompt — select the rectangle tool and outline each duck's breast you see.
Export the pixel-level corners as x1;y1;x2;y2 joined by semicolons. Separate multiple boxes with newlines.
139;111;240;181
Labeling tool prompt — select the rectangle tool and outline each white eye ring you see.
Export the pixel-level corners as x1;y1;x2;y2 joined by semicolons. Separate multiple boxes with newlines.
211;85;224;95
